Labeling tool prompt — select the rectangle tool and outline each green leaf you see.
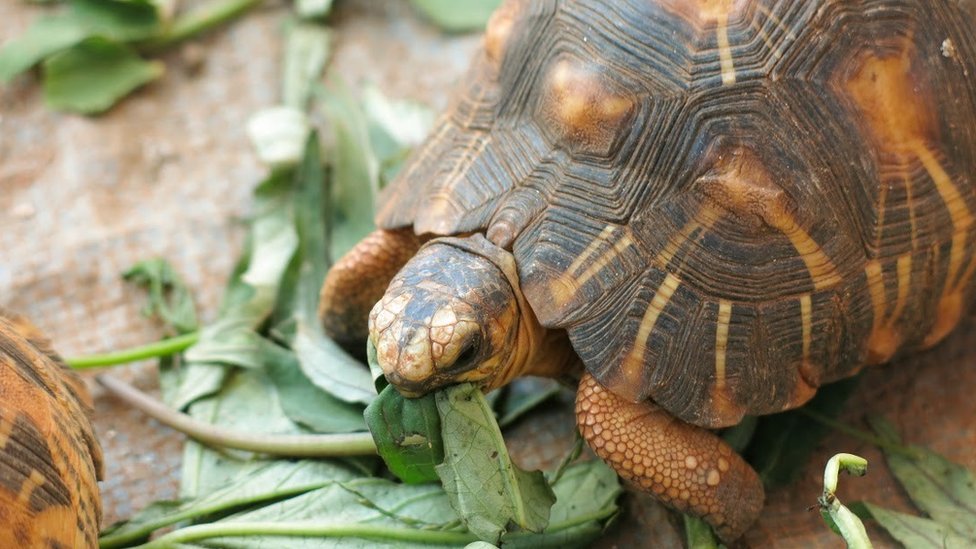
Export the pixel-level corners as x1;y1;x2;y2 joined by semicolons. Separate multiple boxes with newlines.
0;0;161;83
179;368;316;499
862;503;973;548
435;383;556;542
141;478;472;548
276;132;377;404
319;81;378;261
123;258;199;334
295;0;334;20
744;375;860;488
0;14;89;81
502;461;620;548
41;37;164;114
868;417;976;541
172;171;299;409
683;516;719;549
364;385;443;484
496;377;564;428
70;0;162;41
410;0;502;33
283;23;331;110
262;339;367;434
99;460;360;548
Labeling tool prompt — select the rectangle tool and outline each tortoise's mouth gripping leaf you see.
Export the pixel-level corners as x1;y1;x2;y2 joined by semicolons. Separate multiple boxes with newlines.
368;233;548;396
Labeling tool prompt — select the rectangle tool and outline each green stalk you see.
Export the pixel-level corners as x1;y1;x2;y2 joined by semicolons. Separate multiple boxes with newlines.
819;453;873;549
139;0;265;53
136;522;478;548
65;331;199;369
97;375;377;457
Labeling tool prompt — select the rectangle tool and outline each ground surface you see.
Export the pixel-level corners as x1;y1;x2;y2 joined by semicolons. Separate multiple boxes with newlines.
2;1;975;547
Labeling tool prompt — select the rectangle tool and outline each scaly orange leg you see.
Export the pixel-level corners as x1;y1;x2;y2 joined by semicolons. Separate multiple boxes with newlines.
319;228;422;348
575;372;763;542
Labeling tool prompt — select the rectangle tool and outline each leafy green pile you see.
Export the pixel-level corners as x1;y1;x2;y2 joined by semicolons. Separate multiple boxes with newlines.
0;0;262;114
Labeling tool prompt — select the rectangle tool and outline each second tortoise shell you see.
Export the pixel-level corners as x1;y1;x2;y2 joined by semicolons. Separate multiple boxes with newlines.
374;0;976;428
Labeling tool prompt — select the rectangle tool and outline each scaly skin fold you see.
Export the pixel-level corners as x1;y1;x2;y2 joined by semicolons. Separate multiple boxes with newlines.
575;372;763;543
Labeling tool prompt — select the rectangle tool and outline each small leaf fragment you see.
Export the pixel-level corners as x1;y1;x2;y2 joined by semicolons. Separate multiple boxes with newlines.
435;383;555;542
42;37;163;114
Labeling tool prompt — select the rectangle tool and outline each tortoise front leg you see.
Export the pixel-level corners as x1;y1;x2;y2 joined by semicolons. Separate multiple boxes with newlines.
575;372;763;543
319;228;421;348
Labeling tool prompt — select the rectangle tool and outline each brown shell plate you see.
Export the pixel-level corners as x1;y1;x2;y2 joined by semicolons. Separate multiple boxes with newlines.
376;0;976;428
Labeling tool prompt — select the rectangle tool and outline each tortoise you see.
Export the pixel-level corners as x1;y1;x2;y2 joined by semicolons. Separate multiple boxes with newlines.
320;0;976;541
0;310;103;547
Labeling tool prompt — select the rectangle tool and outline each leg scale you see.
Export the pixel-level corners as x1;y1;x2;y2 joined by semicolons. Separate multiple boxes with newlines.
575;372;763;542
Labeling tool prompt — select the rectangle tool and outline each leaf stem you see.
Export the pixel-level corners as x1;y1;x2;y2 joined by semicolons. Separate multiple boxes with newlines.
97;374;377;457
135;522;478;548
65;332;200;369
138;0;265;53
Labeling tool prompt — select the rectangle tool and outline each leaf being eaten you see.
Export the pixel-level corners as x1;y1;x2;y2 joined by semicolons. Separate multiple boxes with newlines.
364;384;443;484
435;383;555;543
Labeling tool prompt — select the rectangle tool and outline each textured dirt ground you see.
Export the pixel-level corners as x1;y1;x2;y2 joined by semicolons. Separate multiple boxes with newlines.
2;1;975;547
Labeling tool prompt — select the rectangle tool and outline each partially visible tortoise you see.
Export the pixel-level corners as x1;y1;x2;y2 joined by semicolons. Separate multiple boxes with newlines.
321;0;976;541
0;310;103;547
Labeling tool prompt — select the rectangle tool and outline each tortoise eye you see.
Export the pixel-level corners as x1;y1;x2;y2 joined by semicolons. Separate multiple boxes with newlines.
537;57;637;156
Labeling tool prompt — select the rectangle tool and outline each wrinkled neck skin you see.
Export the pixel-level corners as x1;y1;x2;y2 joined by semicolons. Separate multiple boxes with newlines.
368;233;566;397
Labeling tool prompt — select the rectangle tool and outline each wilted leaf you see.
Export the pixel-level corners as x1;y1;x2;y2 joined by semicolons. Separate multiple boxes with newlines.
744;376;860;488
862;503;973;549
42;37;163;114
435;383;556;542
868;417;976;541
262;339;367;433
123;258;199;334
364;385;443;484
99;460;360;548
410;0;501;33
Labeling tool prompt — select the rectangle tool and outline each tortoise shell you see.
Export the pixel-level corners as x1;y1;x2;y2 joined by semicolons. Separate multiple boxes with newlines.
0;310;103;547
376;0;976;428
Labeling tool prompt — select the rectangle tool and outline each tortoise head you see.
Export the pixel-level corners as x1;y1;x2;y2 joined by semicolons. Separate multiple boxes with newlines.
368;235;542;397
